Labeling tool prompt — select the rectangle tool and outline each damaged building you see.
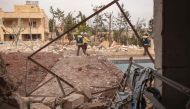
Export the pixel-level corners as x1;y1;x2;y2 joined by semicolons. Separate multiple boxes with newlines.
0;1;49;41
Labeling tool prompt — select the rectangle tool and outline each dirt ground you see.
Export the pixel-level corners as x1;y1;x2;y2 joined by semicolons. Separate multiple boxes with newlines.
0;43;155;108
32;55;123;95
1;52;61;96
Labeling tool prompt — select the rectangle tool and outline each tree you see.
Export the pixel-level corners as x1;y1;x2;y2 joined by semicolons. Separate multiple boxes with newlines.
50;6;77;43
76;11;90;34
135;18;146;46
148;18;153;35
49;6;65;34
1;19;25;46
92;5;106;41
104;12;114;45
113;4;130;45
63;12;76;42
49;18;54;32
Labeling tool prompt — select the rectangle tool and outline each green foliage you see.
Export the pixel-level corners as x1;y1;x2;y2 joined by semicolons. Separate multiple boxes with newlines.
48;5;150;45
64;12;76;41
76;11;90;33
49;19;54;32
148;18;153;35
112;4;130;45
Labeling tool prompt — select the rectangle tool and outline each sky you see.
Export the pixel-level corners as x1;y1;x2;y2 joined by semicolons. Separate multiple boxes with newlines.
0;0;153;24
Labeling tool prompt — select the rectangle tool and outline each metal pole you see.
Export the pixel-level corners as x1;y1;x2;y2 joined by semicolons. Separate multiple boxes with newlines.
56;77;66;96
152;71;190;97
27;76;55;96
28;58;74;88
27;0;120;95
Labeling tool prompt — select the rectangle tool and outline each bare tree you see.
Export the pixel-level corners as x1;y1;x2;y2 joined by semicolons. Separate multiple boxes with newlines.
113;4;130;45
10;20;25;46
104;12;114;46
1;19;25;46
92;5;106;41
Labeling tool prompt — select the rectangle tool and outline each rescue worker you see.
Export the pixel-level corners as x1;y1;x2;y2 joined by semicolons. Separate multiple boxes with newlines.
75;32;86;56
142;33;150;56
83;33;90;56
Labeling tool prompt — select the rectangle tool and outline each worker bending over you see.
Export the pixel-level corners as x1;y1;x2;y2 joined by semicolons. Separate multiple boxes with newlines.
75;32;90;56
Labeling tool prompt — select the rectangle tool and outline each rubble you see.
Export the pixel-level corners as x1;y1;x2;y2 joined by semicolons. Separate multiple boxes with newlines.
0;40;155;109
30;103;51;109
1;52;61;95
61;93;85;109
98;41;110;49
81;102;106;109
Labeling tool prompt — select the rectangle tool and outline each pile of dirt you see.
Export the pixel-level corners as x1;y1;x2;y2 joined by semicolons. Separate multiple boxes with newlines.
32;55;123;99
1;52;61;96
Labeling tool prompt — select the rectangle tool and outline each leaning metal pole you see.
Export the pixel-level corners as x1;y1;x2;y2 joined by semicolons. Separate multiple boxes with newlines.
116;2;155;64
27;0;120;95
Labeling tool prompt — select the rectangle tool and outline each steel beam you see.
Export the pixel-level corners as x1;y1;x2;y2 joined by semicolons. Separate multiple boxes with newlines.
28;58;74;88
27;76;55;96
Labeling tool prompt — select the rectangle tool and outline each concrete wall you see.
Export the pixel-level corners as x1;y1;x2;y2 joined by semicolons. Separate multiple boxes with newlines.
162;0;190;108
14;5;41;13
154;0;190;108
153;0;163;93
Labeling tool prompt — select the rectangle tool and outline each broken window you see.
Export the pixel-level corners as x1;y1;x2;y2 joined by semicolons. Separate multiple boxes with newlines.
22;34;41;41
29;20;37;28
4;34;16;41
32;21;37;28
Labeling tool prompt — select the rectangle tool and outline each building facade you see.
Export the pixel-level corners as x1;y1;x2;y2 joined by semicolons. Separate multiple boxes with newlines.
0;1;49;41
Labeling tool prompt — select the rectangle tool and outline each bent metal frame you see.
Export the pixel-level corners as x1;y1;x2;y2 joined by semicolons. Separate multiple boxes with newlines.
25;0;190;107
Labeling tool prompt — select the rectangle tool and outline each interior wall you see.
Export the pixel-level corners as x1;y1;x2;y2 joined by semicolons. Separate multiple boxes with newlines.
162;0;190;108
153;0;163;93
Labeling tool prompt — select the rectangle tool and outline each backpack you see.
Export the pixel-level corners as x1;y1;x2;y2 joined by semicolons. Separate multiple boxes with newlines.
76;35;83;44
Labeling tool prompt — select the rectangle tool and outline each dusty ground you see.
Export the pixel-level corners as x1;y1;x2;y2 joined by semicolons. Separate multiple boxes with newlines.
1;52;61;96
32;55;123;96
0;42;155;108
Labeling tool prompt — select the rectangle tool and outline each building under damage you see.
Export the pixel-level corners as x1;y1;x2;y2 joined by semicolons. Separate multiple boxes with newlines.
0;1;49;41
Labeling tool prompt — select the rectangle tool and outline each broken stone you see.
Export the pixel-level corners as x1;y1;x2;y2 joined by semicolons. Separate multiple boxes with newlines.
42;97;56;107
98;41;109;49
81;102;106;109
77;87;92;102
61;93;84;109
30;103;51;109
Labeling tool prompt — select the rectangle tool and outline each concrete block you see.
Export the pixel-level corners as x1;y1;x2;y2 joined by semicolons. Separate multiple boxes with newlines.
77;88;92;102
82;102;106;109
30;103;51;109
62;93;84;109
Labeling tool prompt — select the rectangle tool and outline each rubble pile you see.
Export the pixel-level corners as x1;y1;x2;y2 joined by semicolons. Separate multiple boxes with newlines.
0;40;155;108
28;55;123;108
0;40;154;57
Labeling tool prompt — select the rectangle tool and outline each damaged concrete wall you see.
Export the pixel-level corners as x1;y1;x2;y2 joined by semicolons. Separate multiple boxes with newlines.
154;0;190;108
162;0;190;109
153;0;163;93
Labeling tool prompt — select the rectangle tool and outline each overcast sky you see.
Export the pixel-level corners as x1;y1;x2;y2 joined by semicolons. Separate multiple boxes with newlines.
0;0;153;24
